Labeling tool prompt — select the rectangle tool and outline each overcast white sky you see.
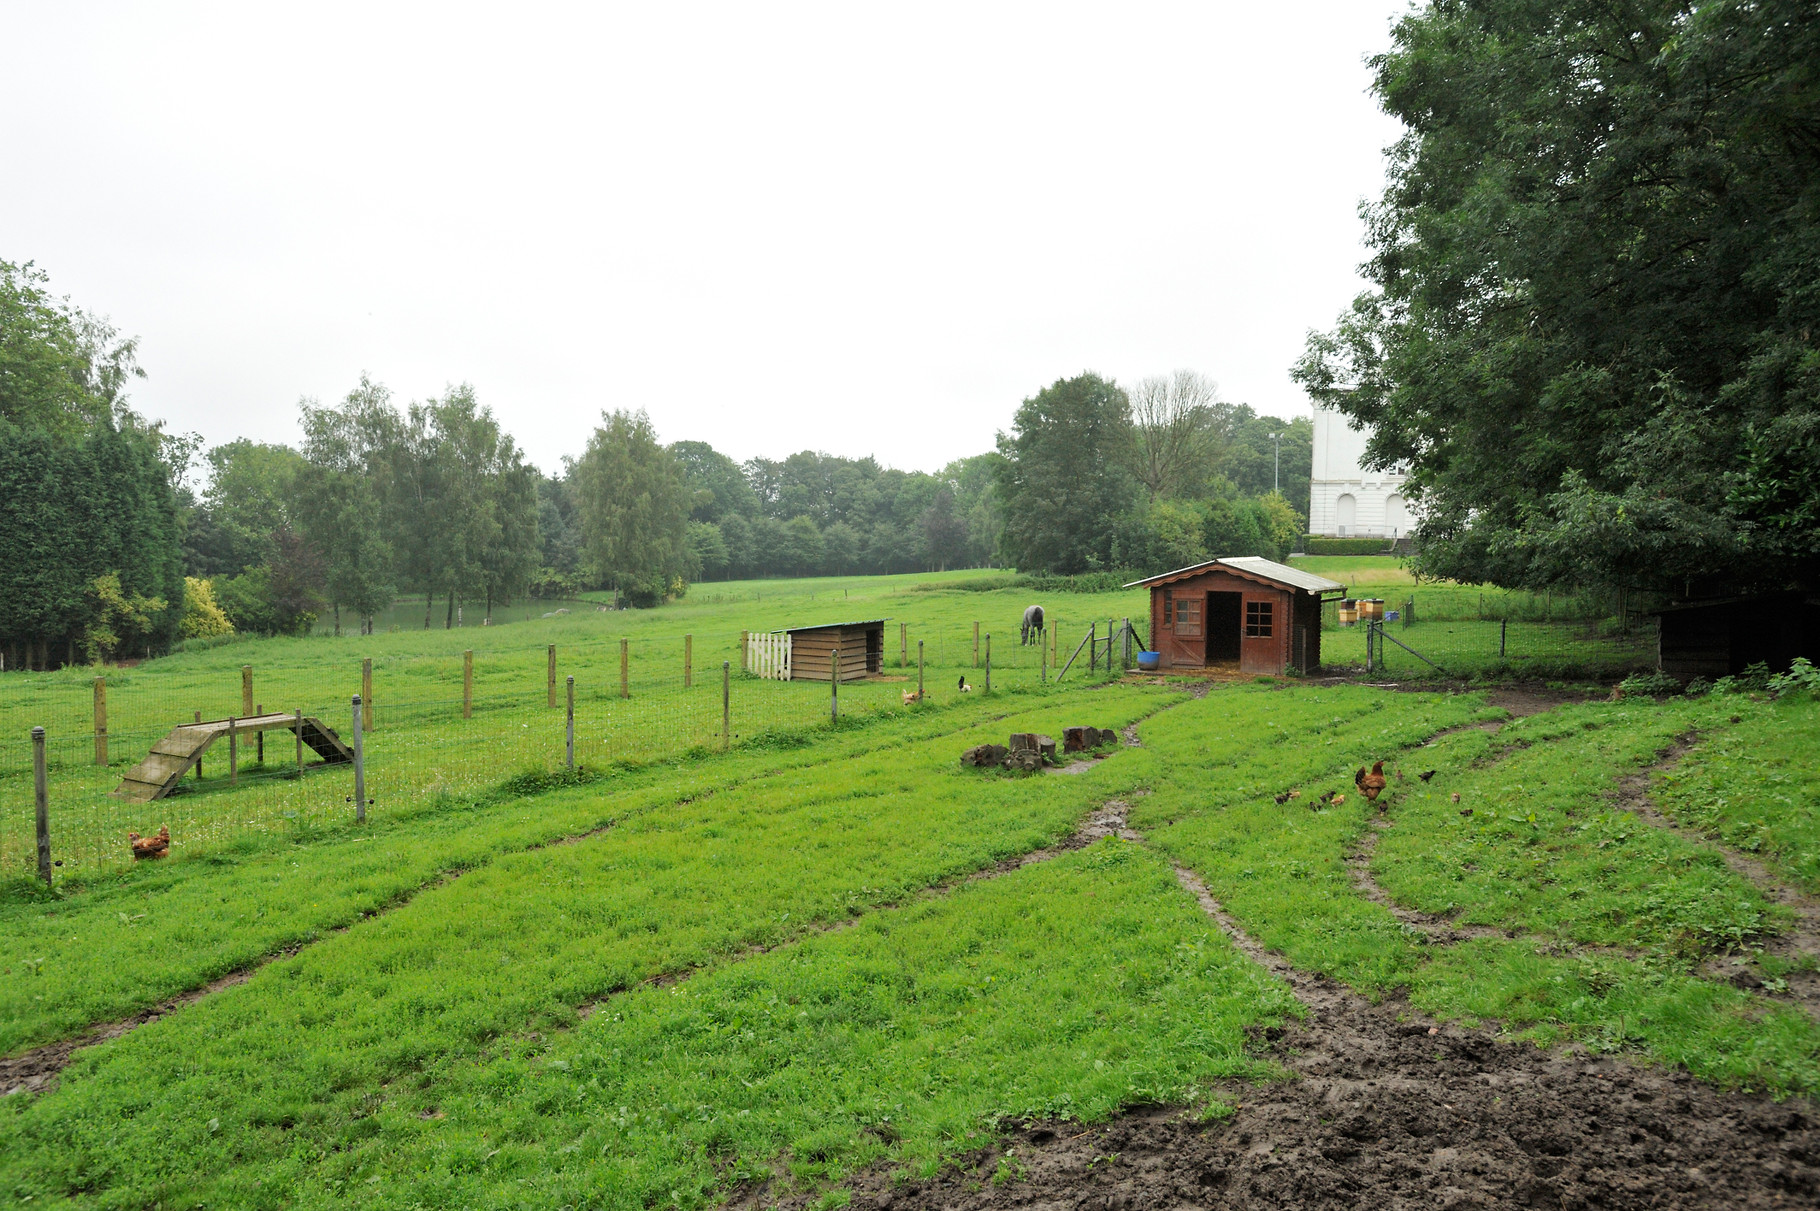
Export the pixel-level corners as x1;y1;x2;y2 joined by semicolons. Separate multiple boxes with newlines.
2;2;1411;477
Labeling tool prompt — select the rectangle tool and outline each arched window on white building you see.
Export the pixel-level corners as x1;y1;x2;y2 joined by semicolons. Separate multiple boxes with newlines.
1335;493;1357;536
1385;493;1408;536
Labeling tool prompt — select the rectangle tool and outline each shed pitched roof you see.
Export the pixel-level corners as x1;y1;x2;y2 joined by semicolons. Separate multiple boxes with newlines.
1123;558;1346;595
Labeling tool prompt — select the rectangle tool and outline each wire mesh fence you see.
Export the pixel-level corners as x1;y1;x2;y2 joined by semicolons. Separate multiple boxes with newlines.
3;625;1135;883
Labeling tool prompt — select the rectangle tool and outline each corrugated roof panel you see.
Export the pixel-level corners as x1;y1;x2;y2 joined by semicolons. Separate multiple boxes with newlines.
1217;557;1347;594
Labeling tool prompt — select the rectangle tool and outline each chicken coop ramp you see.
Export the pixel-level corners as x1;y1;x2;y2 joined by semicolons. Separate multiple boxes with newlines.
113;713;353;803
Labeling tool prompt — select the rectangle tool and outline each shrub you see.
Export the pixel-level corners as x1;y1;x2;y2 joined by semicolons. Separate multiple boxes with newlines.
1768;657;1820;700
1299;536;1396;556
180;577;234;639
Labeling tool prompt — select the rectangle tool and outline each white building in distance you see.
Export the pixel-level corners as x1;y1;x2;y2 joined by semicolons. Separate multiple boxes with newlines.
1307;404;1411;539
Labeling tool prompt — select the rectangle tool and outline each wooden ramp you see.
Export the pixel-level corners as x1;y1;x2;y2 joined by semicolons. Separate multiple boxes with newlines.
114;713;354;803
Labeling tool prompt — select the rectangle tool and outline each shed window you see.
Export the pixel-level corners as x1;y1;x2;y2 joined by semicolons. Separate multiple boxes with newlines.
1245;600;1273;638
1162;592;1173;626
1174;595;1202;637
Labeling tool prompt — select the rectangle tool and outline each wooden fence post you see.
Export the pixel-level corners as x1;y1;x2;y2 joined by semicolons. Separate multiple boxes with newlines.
620;639;629;698
722;661;731;750
33;726;51;887
463;650;473;719
547;645;557;708
899;623;907;668
362;658;374;731
242;665;254;716
685;634;693;688
93;676;107;766
352;695;366;823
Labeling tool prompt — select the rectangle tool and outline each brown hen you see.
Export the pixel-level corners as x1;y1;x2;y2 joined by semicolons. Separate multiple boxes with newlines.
128;825;170;859
1354;761;1388;803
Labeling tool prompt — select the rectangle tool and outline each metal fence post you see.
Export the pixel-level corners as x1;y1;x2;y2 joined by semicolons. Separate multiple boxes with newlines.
547;645;557;708
917;640;924;699
295;708;304;775
722;660;731;750
831;649;841;721
229;717;238;786
973;621;980;668
684;634;693;688
1089;622;1097;672
1041;634;1047;683
566;675;575;771
352;695;366;823
1500;618;1508;659
32;726;51;887
463;649;473;719
984;634;991;693
620;639;630;698
362;658;374;730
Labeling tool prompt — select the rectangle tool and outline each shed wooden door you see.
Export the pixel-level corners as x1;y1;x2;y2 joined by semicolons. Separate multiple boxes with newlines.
1163;591;1203;667
1238;593;1283;675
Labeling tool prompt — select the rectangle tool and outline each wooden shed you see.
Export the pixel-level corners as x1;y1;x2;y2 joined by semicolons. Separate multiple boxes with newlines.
1656;593;1820;681
755;619;885;682
1126;557;1345;675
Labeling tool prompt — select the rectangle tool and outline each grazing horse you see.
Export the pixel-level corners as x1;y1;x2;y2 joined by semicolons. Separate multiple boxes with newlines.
1020;604;1045;645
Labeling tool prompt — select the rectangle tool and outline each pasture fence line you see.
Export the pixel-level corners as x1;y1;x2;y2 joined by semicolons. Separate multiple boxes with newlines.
5;627;1130;884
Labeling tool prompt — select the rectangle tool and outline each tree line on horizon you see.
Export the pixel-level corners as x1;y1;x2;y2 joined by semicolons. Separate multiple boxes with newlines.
0;258;1311;664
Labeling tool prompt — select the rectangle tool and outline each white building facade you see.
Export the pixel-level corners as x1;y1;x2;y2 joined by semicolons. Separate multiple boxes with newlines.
1307;404;1411;539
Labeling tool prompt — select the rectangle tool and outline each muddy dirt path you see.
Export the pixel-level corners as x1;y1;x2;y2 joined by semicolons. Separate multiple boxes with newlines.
765;697;1820;1211
1613;733;1820;1021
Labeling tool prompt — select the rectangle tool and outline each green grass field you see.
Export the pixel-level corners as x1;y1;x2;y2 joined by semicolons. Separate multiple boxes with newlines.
5;566;1783;1208
1;565;1654;882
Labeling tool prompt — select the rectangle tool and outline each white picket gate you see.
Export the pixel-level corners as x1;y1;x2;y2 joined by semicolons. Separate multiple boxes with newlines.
746;630;792;680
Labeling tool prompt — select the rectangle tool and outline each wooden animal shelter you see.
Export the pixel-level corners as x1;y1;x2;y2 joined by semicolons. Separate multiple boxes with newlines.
1127;557;1345;675
1655;592;1820;681
746;620;885;681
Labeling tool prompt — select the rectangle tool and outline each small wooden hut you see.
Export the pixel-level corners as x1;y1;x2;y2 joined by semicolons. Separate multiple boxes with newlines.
747;620;886;681
1656;593;1819;680
1126;557;1345;675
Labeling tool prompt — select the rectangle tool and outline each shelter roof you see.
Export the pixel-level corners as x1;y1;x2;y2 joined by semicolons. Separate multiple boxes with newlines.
1123;557;1346;595
782;618;888;634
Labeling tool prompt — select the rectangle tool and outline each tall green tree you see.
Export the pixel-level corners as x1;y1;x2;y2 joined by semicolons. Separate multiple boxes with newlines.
573;410;691;606
994;373;1141;573
1294;0;1820;595
297;379;398;633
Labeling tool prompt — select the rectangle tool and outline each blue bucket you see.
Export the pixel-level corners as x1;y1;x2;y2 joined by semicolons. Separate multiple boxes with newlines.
1136;651;1161;671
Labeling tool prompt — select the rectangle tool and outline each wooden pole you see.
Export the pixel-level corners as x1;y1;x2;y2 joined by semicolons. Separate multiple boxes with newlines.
722;660;731;750
547;645;557;708
973;621;980;668
684;634;693;688
352;696;365;823
831;649;840;721
566;675;575;770
463;650;473;719
620;639;629;698
93;676;107;766
229;717;238;786
33;726;51;887
241;665;254;717
362;658;374;731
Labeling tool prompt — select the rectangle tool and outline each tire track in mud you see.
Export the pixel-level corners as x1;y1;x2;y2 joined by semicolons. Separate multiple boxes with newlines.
777;780;1820;1211
1614;732;1820;1021
2;702;1121;1096
759;690;1820;1210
